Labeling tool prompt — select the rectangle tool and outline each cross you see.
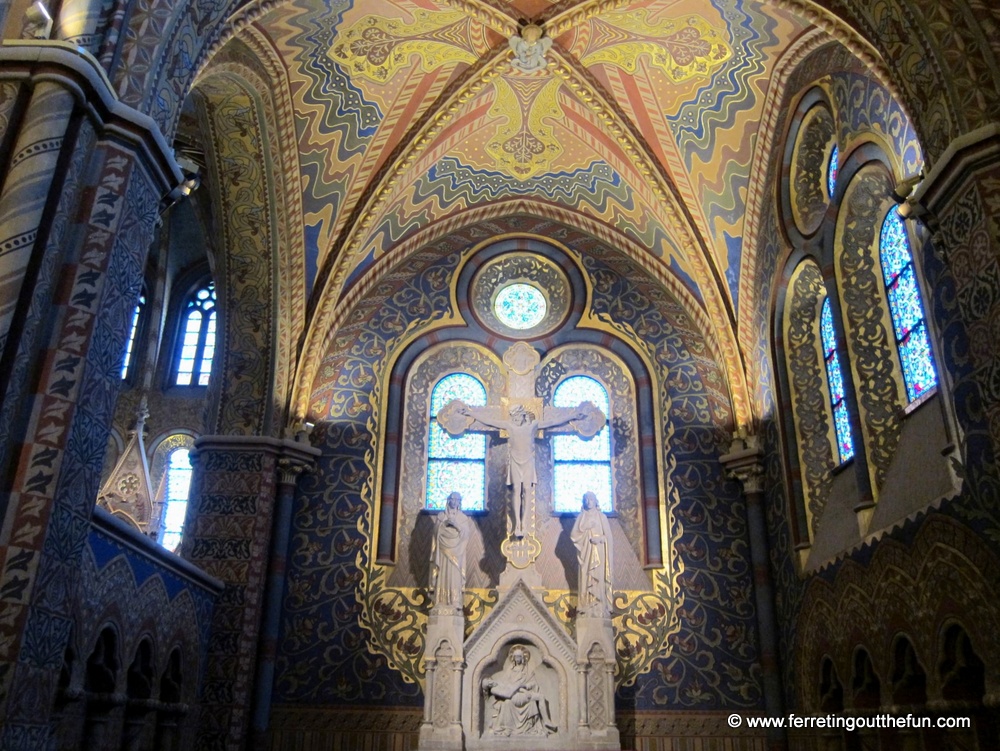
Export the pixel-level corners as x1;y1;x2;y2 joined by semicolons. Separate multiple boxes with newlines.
436;342;606;541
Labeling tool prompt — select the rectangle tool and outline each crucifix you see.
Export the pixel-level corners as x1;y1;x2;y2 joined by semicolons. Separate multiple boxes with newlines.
436;342;606;548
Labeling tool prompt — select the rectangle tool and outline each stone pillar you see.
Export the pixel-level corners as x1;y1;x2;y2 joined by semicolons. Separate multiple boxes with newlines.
187;434;320;751
912;125;1000;465
0;43;181;750
418;608;465;749
720;430;786;751
249;429;319;749
575;616;619;749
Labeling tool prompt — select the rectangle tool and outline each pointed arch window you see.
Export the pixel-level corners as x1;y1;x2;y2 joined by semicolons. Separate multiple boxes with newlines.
879;208;937;401
161;448;191;552
552;375;612;513
821;298;854;462
174;281;216;386
121;292;146;380
426;374;487;511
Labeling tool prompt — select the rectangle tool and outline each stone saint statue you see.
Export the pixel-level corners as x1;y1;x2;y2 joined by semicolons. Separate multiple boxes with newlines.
508;24;552;72
456;404;588;538
571;491;613;618
429;491;472;610
482;645;556;736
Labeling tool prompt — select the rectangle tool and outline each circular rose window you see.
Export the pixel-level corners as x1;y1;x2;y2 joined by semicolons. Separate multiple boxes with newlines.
494;283;547;329
470;253;571;338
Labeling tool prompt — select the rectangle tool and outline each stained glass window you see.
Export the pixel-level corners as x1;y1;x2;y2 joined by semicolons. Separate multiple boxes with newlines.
552;375;612;513
494;283;546;330
174;281;216;386
426;374;487;510
121;292;145;380
879;208;937;401
827;144;839;198
161;448;191;553
821;298;854;462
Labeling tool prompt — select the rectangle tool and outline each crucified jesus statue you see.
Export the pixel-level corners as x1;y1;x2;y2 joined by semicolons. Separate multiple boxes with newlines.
448;401;602;537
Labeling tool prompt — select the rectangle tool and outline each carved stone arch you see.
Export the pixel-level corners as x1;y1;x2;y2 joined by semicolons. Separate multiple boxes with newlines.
818;653;844;712
850;645;882;709
189;68;279;436
889;632;928;705
938;620;987;703
85;624;122;694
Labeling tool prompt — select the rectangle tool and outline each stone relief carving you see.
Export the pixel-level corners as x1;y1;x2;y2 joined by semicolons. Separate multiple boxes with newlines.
481;644;557;737
508;25;552;73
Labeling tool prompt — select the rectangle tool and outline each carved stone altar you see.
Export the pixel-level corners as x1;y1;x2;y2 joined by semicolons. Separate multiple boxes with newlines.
418;343;620;750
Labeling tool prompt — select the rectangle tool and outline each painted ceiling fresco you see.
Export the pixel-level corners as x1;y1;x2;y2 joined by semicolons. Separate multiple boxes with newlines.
250;0;811;323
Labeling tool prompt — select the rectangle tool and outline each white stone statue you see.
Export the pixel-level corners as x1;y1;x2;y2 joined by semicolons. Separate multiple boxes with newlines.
508;24;552;72
455;403;589;538
571;491;613;618
429;491;472;610
482;644;556;736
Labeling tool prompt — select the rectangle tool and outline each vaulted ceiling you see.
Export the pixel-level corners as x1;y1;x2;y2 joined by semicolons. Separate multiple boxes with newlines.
187;0;859;424
245;0;810;304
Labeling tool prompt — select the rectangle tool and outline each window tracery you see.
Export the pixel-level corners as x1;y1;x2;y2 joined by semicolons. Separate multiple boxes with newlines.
174;281;216;387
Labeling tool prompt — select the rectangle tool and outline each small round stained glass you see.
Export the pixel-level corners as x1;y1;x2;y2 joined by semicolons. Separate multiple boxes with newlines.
494;283;547;330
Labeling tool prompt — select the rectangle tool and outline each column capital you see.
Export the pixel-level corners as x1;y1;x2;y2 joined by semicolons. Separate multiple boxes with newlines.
192;433;321;485
720;430;765;495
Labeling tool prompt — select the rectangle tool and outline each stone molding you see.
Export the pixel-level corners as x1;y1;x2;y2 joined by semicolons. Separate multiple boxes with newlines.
0;40;182;195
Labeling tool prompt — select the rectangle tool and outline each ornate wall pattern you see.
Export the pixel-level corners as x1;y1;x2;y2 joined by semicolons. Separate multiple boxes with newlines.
782;261;833;538
579;248;760;708
789;103;835;236
795;514;1000;711
183;444;279;749
278;218;762;717
834;167;903;497
196;75;276;437
0;141;161;748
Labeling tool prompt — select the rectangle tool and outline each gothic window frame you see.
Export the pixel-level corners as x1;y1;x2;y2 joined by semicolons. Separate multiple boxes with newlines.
169;277;217;388
878;207;938;404
550;374;614;514
425;372;489;512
